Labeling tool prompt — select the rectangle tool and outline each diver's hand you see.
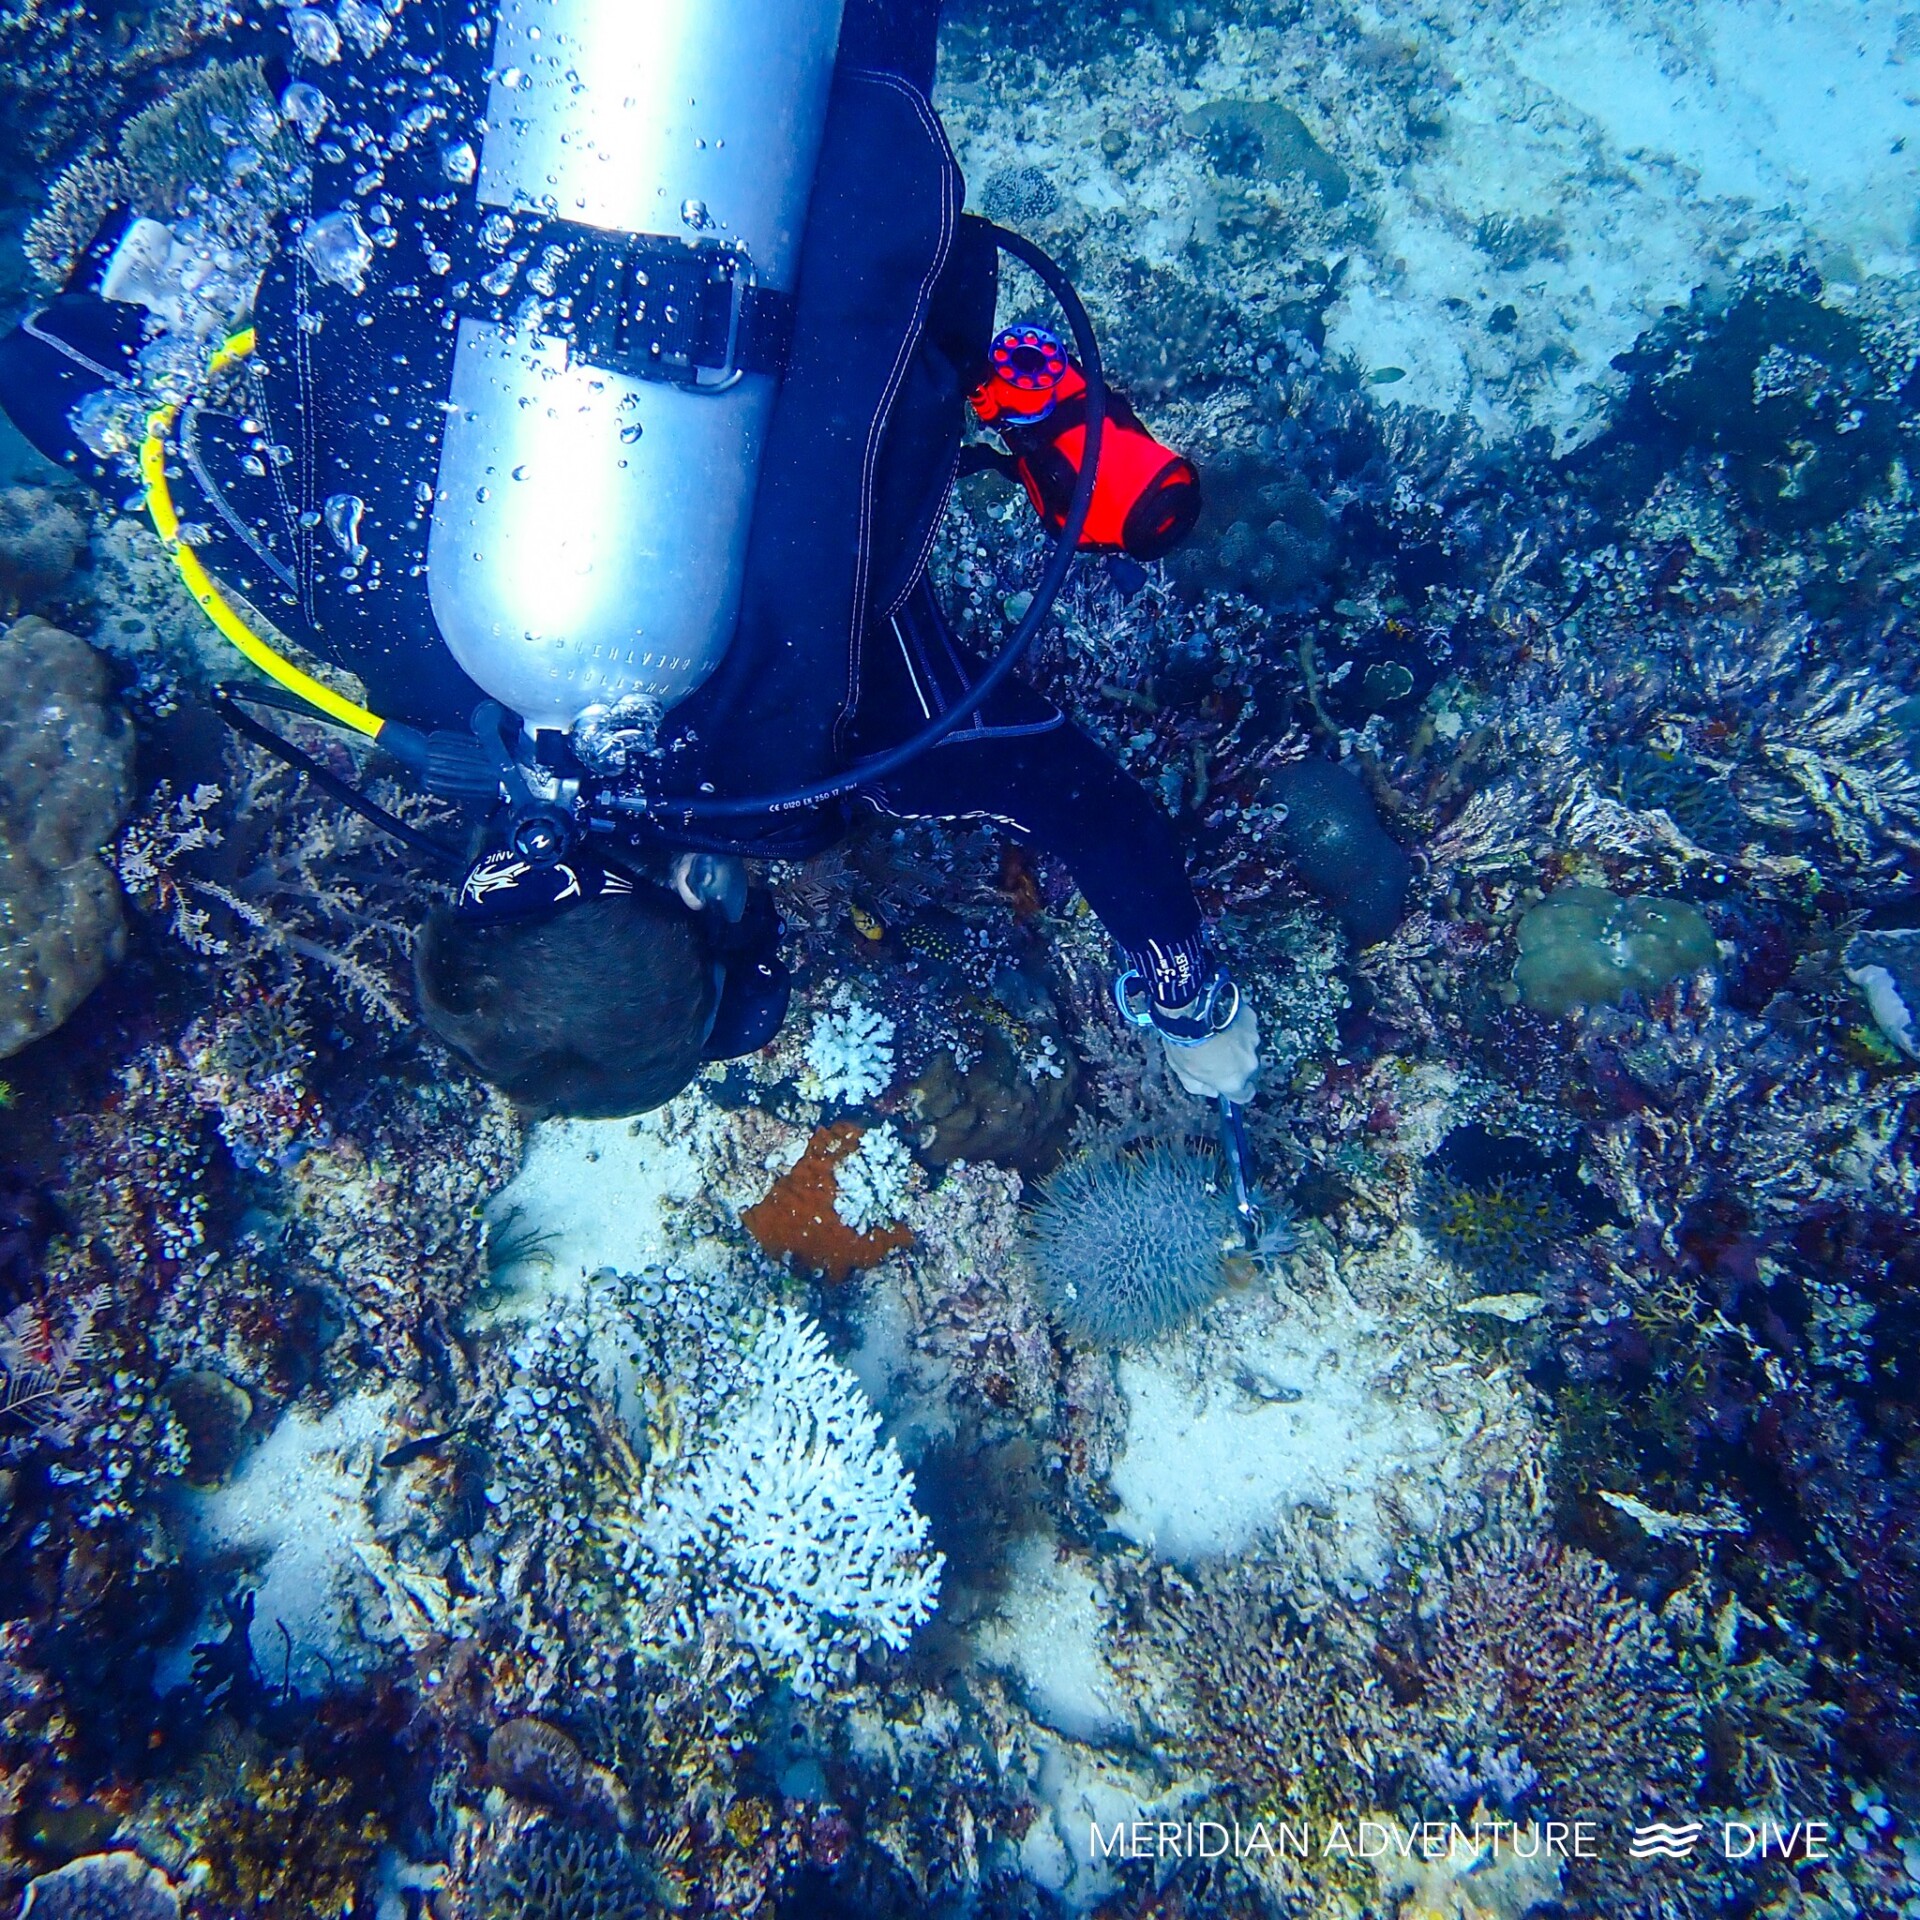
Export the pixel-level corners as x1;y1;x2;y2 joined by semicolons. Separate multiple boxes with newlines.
1159;997;1261;1102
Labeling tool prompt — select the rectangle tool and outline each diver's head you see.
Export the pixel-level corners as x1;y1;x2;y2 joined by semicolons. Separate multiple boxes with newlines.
414;888;717;1119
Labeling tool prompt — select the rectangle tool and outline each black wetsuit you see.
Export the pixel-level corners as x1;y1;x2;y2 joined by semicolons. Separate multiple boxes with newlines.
0;0;1215;1027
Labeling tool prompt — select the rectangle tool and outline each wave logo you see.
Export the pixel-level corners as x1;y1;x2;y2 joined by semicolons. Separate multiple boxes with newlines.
1630;1820;1704;1860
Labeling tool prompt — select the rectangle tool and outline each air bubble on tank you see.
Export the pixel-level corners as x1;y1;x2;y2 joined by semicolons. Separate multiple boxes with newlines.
299;209;373;292
287;6;342;63
323;493;368;566
280;81;330;142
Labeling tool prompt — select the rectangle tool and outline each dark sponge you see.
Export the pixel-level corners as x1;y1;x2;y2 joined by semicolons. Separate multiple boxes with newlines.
1267;759;1411;947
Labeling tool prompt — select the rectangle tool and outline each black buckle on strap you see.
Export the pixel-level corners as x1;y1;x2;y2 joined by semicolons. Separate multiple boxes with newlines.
454;213;793;388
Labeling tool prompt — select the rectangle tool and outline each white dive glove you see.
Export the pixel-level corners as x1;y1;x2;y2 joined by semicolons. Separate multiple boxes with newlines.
1160;994;1261;1102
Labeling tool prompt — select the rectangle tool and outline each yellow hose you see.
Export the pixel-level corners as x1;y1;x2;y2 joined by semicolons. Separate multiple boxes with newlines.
140;328;389;741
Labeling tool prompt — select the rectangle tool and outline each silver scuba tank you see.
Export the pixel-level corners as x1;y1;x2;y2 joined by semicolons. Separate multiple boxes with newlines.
427;0;846;734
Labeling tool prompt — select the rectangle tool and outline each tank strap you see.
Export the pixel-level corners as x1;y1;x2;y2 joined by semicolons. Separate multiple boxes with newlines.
452;217;795;388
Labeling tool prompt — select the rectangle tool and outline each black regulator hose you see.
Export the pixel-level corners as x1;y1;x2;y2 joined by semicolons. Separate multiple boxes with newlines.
213;684;465;870
647;220;1105;821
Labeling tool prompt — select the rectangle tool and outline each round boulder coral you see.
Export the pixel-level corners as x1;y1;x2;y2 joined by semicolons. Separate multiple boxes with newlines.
1027;1142;1238;1347
0;617;134;1057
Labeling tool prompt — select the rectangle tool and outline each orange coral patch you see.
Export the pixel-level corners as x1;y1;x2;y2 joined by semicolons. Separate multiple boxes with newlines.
741;1122;913;1282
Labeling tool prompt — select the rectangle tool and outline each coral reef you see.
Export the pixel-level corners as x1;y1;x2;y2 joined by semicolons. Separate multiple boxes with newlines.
1417;1168;1576;1287
0;618;132;1058
4;4;1920;1916
833;1121;917;1235
474;1824;671;1920
0;488;85;615
195;1752;387;1917
1026;1140;1238;1347
1421;1525;1703;1830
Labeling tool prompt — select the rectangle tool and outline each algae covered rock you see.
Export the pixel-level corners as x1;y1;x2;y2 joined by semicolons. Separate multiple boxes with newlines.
0;617;134;1058
1513;886;1718;1018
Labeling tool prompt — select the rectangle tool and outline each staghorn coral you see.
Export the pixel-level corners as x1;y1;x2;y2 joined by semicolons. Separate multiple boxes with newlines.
0;618;133;1058
1420;1523;1703;1831
1110;1553;1396;1913
1027;1140;1238;1347
619;1306;944;1698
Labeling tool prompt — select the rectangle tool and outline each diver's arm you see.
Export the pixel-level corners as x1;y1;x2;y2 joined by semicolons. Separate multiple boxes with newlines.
863;713;1260;1099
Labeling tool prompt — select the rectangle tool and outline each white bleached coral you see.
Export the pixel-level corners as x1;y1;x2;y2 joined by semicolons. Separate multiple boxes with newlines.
802;990;896;1104
834;1123;916;1234
633;1306;943;1697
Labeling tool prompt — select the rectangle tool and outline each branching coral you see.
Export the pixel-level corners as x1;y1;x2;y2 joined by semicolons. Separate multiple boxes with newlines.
834;1122;917;1235
1110;1553;1397;1912
620;1306;944;1698
741;1123;915;1282
118;734;451;1028
281;1077;522;1380
0;1286;105;1457
474;1823;673;1920
1420;1525;1703;1831
801;991;897;1104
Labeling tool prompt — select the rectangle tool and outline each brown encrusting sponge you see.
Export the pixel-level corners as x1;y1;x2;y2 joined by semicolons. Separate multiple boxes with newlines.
741;1122;914;1282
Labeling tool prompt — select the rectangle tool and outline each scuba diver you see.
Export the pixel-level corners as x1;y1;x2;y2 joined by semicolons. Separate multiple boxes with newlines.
0;0;1262;1127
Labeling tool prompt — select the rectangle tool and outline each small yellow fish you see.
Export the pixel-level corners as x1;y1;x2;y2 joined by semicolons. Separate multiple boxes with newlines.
849;902;886;942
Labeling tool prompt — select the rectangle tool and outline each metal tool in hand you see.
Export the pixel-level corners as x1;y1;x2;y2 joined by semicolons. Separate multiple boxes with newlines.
1217;1095;1264;1250
1112;968;1266;1250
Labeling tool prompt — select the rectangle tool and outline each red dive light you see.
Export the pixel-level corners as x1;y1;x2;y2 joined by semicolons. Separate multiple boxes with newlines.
968;325;1202;562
